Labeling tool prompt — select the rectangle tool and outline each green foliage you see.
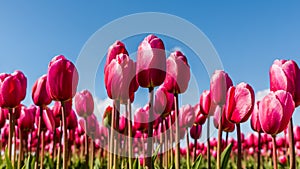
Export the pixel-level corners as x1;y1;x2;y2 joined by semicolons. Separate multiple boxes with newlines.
221;143;233;169
191;154;202;169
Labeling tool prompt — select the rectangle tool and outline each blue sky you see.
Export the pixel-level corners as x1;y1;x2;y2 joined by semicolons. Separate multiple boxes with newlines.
1;1;300;140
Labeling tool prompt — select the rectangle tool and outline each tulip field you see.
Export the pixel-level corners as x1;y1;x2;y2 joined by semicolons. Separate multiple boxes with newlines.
0;34;300;169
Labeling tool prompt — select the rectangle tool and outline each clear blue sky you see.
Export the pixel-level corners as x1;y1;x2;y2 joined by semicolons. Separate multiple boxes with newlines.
1;1;300;139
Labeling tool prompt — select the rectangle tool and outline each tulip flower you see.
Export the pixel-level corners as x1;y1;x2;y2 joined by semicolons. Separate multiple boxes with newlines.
47;55;78;169
250;101;263;168
104;40;128;72
0;70;27;160
179;104;195;129
225;82;254;169
163;50;190;169
213;106;235;133
259;90;295;169
190;125;202;162
136;34;166;169
102;105;112;128
154;85;174;118
210;70;232;169
74;90;94;118
194;104;206;125
269;59;300;169
0;107;7;129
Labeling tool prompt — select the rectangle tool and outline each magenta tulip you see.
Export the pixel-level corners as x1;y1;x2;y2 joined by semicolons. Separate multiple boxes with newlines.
52;100;72;118
119;115;128;134
66;109;78;130
32;74;52;106
36;107;55;132
0;71;27;108
164;51;190;94
17;105;35;131
79;114;99;136
136;34;166;88
47;55;79;102
295;68;300;107
225;82;255;124
74;90;94;118
0;108;7;129
210;70;233;106
154;85;174;118
194;104;207;125
190;125;202;140
259;90;294;136
134;105;149;132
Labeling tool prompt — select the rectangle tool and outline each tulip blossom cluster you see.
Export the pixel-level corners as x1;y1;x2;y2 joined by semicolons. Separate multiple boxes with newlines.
0;36;300;169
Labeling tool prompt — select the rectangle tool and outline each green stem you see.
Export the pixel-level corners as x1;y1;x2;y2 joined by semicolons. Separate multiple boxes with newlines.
127;100;133;169
216;105;223;169
84;117;89;168
8;108;14;160
288;118;295;169
236;123;242;169
174;93;180;169
34;107;43;169
40;131;45;169
18;128;23;169
207;117;211;169
61;101;68;169
145;87;154;169
186;128;190;169
257;132;261;169
272;135;278;169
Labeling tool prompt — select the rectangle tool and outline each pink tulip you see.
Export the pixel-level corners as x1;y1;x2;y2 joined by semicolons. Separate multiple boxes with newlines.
179;104;195;128
74;90;94;118
119;115;128;134
269;59;298;97
164;51;190;94
0;71;27;108
190;125;202;140
32;74;52;106
259;90;295;136
134;105;150;132
79;114;99;136
199;90;216;116
17;105;35;131
294;126;300;142
213;106;235;132
210;70;233;105
105;53;138;103
295;68;300;107
47;55;79;102
105;40;128;72
194;104;207;125
251;101;263;133
136;34;166;88
154;85;174;118
225;82;255;124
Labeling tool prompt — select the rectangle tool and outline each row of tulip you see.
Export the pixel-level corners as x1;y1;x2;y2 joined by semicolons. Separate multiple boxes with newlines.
0;34;299;169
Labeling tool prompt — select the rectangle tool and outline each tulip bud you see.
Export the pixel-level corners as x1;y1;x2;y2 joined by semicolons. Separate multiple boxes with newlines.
251;101;263;133
0;107;7;129
17;105;35;131
210;70;233;106
154;85;174;118
105;40;128;72
194;104;207;125
32;74;52;106
190;125;202;140
0;71;27;108
66;109;78;130
213;106;235;132
47;55;79;102
259;90;295;136
179;104;195;129
105;53;138;104
225;82;255;124
74;90;94;118
136;34;166;88
199;90;216;116
103;105;112;128
164;51;190;94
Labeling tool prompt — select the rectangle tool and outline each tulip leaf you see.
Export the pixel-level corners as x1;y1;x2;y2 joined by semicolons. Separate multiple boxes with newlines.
21;154;31;169
191;154;202;169
221;143;233;169
133;158;142;169
152;145;161;163
4;148;12;169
